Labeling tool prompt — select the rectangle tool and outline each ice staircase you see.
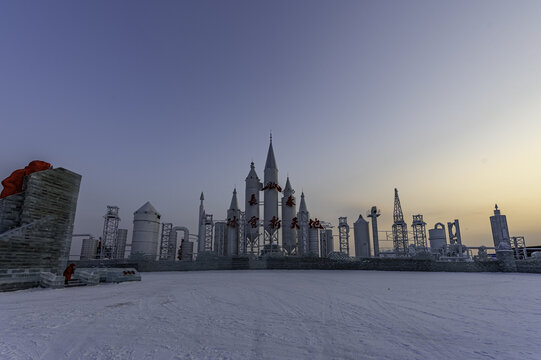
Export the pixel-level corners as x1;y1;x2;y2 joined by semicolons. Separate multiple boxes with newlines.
231;257;250;270
65;278;86;288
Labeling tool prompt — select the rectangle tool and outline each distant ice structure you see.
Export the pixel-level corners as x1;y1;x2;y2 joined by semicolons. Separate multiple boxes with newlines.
319;228;333;257
80;236;98;260
490;204;511;249
281;177;297;255
114;229;128;259
297;192;310;256
353;215;370;258
428;223;447;256
392;189;409;256
226;189;240;256
367;206;381;257
245;163;262;254
338;217;350;256
130;202;161;259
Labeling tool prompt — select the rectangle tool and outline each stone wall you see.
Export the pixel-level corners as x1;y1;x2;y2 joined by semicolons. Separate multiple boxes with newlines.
3;255;538;292
72;256;509;274
0;168;81;291
515;259;541;273
74;258;235;272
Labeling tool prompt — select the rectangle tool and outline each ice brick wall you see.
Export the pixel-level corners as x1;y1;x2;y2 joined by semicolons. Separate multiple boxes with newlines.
0;168;81;276
0;193;25;233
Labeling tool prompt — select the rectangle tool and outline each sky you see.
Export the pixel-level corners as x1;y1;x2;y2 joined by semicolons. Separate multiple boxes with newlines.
1;0;540;256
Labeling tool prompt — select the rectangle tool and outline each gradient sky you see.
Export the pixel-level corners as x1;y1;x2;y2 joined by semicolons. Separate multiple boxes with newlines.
1;0;540;256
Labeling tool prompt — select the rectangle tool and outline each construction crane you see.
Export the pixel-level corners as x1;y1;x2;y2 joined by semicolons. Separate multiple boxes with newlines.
392;189;409;256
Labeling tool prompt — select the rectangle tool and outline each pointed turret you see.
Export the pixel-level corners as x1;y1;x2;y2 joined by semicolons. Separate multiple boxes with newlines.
199;192;205;219
246;162;260;181
229;188;239;210
299;192;308;212
283;177;294;196
265;134;278;170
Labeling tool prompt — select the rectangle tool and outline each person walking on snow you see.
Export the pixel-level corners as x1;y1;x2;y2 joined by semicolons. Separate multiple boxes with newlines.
63;263;75;285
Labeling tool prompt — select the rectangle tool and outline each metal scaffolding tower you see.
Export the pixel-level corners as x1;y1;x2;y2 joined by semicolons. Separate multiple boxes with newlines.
319;221;334;257
412;214;427;251
392;189;409;256
338;217;350;255
239;211;246;254
245;219;262;255
204;214;214;252
159;223;173;260
263;228;280;255
101;206;120;259
510;236;527;259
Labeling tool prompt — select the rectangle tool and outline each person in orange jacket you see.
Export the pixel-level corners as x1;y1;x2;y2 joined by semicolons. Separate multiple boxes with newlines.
63;263;75;285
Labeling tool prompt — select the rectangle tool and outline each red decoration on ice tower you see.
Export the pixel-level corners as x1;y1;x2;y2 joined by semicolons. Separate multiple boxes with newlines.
249;216;259;228
309;218;323;229
227;216;238;228
0;160;51;198
286;195;295;207
269;216;281;229
249;194;258;206
262;182;282;192
291;217;299;229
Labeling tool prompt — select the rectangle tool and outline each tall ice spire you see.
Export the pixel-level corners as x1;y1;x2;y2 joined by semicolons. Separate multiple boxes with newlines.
299;192;308;212
226;188;240;256
264;135;279;237
281;176;297;254
198;192;206;253
265;133;278;170
245;162;262;254
283;177;294;196
297;192;310;256
229;188;239;210
199;192;205;220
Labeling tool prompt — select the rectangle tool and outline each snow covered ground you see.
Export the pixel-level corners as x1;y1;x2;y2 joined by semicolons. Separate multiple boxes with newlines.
1;270;540;360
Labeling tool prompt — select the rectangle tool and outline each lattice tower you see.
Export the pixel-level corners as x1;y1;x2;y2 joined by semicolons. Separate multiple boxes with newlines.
511;236;527;259
239;211;246;255
101;206;120;259
159;223;173;260
392;189;409;255
338;217;350;255
204;214;214;252
412;214;427;251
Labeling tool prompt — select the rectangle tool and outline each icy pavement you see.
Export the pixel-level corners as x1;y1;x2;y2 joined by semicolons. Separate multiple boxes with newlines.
1;270;540;360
